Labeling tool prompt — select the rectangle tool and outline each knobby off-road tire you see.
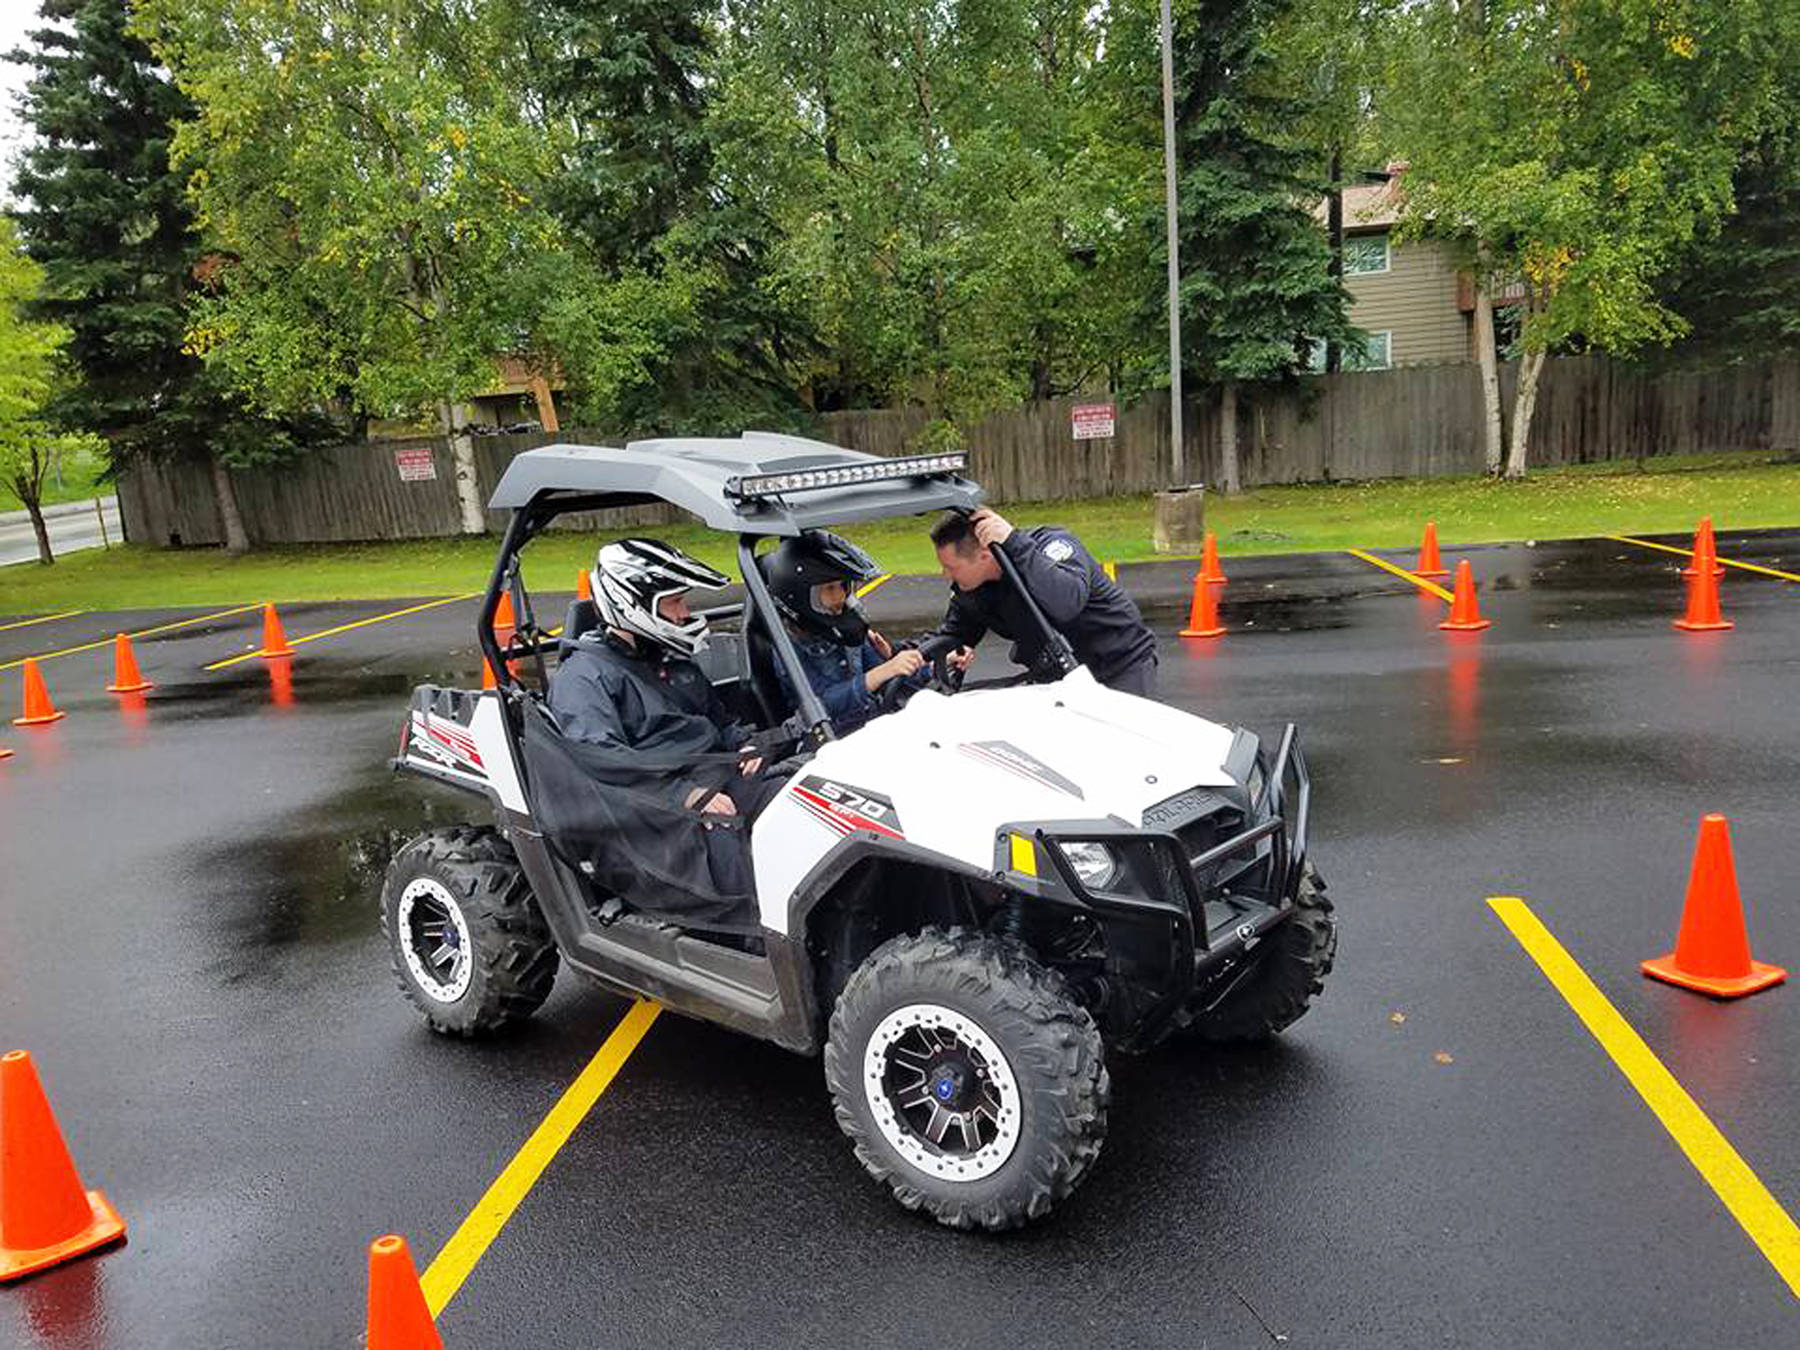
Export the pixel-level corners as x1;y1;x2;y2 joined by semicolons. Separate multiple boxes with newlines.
823;926;1108;1231
1192;863;1336;1043
381;826;558;1037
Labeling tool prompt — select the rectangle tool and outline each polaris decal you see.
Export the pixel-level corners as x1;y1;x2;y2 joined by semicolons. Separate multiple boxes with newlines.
410;711;486;774
957;741;1084;799
792;776;904;840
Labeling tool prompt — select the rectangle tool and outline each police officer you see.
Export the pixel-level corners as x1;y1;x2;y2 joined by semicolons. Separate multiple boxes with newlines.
924;508;1158;695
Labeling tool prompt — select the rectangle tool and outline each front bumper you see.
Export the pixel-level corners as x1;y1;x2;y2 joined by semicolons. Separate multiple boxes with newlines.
1002;725;1311;1048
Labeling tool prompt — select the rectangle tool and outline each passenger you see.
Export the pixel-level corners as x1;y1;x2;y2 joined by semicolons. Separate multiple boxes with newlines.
923;508;1159;695
550;537;784;821
762;531;924;734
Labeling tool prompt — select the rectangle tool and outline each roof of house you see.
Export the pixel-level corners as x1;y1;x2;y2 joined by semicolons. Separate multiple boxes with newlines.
486;432;984;535
1313;167;1406;231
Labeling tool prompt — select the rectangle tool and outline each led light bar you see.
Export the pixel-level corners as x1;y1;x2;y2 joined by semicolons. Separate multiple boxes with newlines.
725;453;968;499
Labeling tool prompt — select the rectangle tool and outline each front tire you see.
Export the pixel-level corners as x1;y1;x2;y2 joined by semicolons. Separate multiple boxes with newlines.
381;826;558;1037
1190;863;1336;1043
823;927;1108;1231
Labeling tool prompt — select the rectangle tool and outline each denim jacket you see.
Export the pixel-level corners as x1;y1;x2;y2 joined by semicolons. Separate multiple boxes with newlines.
775;631;884;733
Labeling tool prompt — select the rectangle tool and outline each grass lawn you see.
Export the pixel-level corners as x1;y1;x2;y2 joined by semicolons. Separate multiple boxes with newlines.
3;449;1796;613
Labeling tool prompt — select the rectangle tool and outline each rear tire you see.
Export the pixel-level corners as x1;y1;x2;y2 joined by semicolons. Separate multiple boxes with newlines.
381;826;558;1036
1190;863;1335;1043
823;926;1108;1231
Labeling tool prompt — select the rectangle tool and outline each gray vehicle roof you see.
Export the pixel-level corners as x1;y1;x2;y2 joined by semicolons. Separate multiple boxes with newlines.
487;431;983;536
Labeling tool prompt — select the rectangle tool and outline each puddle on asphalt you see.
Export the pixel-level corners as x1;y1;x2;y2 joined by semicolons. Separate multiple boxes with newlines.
188;759;476;986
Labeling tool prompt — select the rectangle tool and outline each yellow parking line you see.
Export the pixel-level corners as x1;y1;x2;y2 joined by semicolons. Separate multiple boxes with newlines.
1345;549;1455;603
0;603;263;672
0;609;87;634
420;1000;661;1316
855;573;892;599
1608;534;1800;584
203;592;480;671
1489;897;1800;1298
1103;561;1118;582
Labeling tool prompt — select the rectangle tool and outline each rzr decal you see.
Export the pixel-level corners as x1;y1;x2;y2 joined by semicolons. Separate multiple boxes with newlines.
410;711;486;774
792;776;904;840
957;740;1084;799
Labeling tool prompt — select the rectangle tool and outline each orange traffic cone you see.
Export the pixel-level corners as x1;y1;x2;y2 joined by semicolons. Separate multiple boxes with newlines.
1681;517;1725;579
259;604;295;659
1179;572;1225;639
366;1234;445;1350
1416;522;1449;578
1642;815;1786;998
1438;560;1490;631
495;590;516;634
12;659;65;726
480;658;498;691
106;633;153;694
1199;532;1227;585
1673;565;1732;632
0;1050;127;1281
576;568;593;603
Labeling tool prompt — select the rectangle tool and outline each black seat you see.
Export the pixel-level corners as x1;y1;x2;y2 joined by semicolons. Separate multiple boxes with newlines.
561;598;600;654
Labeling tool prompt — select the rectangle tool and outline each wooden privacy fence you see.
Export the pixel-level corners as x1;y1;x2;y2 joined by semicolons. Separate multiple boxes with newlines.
119;355;1800;548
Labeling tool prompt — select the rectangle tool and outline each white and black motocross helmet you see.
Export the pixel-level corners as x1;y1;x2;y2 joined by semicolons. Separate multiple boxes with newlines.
763;530;881;647
591;538;729;657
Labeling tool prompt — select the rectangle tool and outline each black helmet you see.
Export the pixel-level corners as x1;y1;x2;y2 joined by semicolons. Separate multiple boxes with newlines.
762;531;880;647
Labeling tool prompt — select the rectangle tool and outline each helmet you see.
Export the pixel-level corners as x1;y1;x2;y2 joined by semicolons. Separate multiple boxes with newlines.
762;531;880;647
591;538;729;657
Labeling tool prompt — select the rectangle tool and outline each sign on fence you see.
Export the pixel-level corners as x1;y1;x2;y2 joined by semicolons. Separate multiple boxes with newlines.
1071;402;1116;440
394;447;437;482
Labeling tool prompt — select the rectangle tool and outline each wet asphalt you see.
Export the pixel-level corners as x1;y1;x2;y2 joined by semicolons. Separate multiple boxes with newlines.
1;530;1798;1348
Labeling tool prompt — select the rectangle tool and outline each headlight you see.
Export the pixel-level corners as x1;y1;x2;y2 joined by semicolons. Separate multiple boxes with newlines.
1060;841;1120;891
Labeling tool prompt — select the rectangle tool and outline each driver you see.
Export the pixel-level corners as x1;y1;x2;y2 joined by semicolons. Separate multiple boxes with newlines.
550;538;785;822
923;508;1158;695
762;531;924;734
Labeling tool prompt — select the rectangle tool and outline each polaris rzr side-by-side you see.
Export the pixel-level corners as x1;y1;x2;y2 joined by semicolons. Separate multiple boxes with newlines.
384;433;1336;1230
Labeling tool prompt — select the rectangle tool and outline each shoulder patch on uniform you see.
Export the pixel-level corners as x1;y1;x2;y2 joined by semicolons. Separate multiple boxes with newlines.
1043;538;1074;563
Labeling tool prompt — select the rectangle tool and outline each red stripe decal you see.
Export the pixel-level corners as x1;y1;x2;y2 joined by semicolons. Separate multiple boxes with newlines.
791;787;903;839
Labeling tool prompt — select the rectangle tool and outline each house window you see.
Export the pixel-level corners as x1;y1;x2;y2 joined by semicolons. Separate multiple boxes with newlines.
1343;234;1390;275
1307;331;1392;372
1346;331;1392;370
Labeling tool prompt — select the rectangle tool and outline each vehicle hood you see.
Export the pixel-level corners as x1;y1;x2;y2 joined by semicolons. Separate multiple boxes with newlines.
804;667;1241;866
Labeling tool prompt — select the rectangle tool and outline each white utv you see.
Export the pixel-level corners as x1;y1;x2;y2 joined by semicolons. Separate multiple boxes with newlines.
384;434;1334;1230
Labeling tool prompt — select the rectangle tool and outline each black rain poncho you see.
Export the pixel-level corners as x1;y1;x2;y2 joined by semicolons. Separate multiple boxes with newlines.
521;702;765;934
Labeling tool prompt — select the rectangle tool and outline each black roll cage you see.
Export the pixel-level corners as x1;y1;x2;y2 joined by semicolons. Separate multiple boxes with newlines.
474;490;1080;739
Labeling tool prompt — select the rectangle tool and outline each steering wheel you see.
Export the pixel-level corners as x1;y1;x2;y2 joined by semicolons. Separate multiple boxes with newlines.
875;635;965;715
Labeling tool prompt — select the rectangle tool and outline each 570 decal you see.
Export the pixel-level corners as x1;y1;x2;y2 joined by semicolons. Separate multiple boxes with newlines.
791;776;904;840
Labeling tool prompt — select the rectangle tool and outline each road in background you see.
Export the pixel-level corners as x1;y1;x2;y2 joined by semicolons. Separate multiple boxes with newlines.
0;496;125;567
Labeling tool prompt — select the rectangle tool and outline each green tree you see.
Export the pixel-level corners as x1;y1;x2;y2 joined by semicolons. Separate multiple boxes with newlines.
134;0;633;533
1384;0;1792;478
0;218;97;565
1165;0;1356;492
722;1;1154;443
7;0;314;553
532;0;816;433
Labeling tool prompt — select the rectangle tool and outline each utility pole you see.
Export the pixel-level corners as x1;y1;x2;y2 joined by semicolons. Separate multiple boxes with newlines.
1159;0;1184;482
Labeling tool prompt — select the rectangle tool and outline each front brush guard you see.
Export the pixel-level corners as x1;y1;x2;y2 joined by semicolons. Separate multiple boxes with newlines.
1016;727;1310;1049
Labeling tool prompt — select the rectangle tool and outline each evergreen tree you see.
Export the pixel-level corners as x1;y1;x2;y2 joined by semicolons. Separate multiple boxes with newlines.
1662;128;1800;366
535;0;816;433
7;0;319;551
1166;0;1355;491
